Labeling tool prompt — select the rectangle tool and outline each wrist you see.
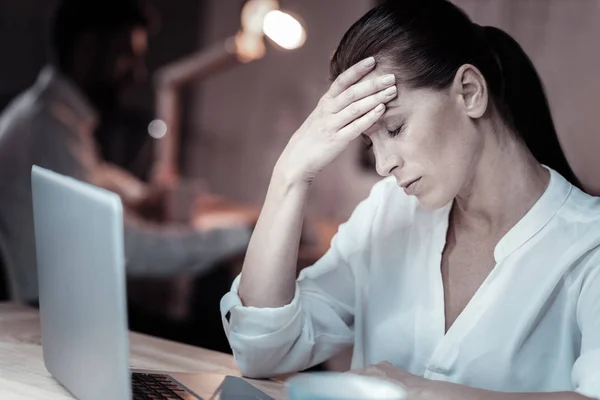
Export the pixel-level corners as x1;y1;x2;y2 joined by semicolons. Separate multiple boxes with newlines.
267;169;310;215
272;162;311;192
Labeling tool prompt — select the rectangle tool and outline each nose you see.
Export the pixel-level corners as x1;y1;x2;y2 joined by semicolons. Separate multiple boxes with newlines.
374;147;401;177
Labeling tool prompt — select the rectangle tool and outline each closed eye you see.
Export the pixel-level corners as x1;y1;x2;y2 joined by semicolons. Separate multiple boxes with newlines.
388;124;405;138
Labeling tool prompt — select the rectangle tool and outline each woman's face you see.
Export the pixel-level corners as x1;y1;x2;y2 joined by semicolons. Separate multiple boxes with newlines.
360;65;485;210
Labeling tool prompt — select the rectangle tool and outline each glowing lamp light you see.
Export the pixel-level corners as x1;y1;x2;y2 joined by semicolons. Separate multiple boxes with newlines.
263;10;306;50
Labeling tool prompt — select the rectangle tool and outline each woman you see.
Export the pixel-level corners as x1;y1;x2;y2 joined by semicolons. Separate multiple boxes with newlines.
220;0;600;398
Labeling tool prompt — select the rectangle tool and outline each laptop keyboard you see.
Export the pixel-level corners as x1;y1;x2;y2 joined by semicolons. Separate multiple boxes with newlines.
132;372;196;399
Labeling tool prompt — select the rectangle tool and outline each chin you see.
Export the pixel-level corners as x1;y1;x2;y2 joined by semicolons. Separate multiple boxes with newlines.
416;190;453;211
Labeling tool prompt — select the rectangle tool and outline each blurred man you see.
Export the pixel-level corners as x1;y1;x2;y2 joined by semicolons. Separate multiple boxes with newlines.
0;0;251;303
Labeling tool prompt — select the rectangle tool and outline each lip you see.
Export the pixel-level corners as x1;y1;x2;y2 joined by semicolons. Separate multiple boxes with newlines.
400;177;422;195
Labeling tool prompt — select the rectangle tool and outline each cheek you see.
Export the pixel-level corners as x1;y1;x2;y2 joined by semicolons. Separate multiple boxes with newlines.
403;113;453;169
413;110;476;206
420;106;472;170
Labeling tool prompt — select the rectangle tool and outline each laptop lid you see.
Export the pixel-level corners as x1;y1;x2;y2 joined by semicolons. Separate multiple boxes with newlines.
32;166;131;400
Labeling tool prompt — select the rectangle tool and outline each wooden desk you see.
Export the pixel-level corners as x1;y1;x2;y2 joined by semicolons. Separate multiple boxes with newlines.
0;302;284;399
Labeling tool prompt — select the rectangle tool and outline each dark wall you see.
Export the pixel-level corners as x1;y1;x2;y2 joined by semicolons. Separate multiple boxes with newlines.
0;0;206;115
0;0;207;180
0;0;52;109
127;0;207;114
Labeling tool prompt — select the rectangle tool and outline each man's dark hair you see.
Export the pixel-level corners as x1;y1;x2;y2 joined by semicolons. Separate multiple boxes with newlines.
49;0;151;70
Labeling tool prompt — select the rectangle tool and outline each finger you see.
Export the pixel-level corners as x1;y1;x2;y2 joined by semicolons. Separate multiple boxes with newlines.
332;85;396;129
329;73;396;113
337;103;385;142
325;57;376;99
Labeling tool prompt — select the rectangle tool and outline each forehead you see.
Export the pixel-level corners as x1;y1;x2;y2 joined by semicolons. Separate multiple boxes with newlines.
359;64;407;130
358;62;414;105
360;66;450;136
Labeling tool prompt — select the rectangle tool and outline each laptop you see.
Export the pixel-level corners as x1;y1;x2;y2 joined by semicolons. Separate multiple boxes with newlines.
31;166;275;400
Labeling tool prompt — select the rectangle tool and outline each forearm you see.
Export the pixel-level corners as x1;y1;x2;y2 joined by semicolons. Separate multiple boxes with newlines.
92;163;149;207
124;217;250;276
237;165;309;308
432;381;591;400
237;56;393;308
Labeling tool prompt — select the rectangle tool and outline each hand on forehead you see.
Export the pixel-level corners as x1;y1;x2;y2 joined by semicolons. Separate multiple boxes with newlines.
359;63;395;82
357;63;402;135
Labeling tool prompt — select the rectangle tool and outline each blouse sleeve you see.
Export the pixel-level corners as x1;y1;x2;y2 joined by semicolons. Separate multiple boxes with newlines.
220;179;389;378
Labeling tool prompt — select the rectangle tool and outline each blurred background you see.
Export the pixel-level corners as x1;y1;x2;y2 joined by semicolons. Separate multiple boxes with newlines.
0;0;599;371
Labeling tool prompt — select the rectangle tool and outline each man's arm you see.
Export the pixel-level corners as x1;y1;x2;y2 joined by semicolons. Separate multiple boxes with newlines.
30;116;251;277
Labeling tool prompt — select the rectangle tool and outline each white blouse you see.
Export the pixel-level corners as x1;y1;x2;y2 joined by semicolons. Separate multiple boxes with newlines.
221;167;600;398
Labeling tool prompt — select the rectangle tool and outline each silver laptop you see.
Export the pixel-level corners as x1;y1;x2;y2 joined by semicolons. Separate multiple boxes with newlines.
31;166;274;400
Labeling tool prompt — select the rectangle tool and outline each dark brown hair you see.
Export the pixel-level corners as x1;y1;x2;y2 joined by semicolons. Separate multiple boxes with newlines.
331;0;579;187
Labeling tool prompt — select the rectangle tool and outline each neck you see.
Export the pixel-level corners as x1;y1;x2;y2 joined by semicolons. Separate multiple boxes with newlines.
452;123;550;237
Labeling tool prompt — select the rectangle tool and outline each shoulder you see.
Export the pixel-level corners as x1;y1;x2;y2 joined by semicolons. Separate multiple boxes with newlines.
1;90;61;138
538;168;600;235
0;90;35;130
551;177;600;284
560;184;600;224
554;179;600;249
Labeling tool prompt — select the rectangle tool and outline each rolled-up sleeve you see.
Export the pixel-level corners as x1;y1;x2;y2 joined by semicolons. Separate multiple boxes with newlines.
573;261;600;398
220;180;386;378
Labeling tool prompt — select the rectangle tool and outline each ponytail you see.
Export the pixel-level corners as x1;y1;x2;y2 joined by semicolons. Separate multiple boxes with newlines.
481;26;580;187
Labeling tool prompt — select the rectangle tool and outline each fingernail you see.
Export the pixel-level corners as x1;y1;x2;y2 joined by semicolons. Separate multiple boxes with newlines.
384;86;397;96
381;74;395;85
363;57;375;68
375;103;385;112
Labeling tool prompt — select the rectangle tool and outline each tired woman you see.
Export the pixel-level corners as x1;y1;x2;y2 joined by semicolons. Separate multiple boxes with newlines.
220;0;600;398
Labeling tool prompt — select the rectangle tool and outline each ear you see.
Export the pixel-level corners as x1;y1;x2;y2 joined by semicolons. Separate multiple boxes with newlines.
451;64;488;119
